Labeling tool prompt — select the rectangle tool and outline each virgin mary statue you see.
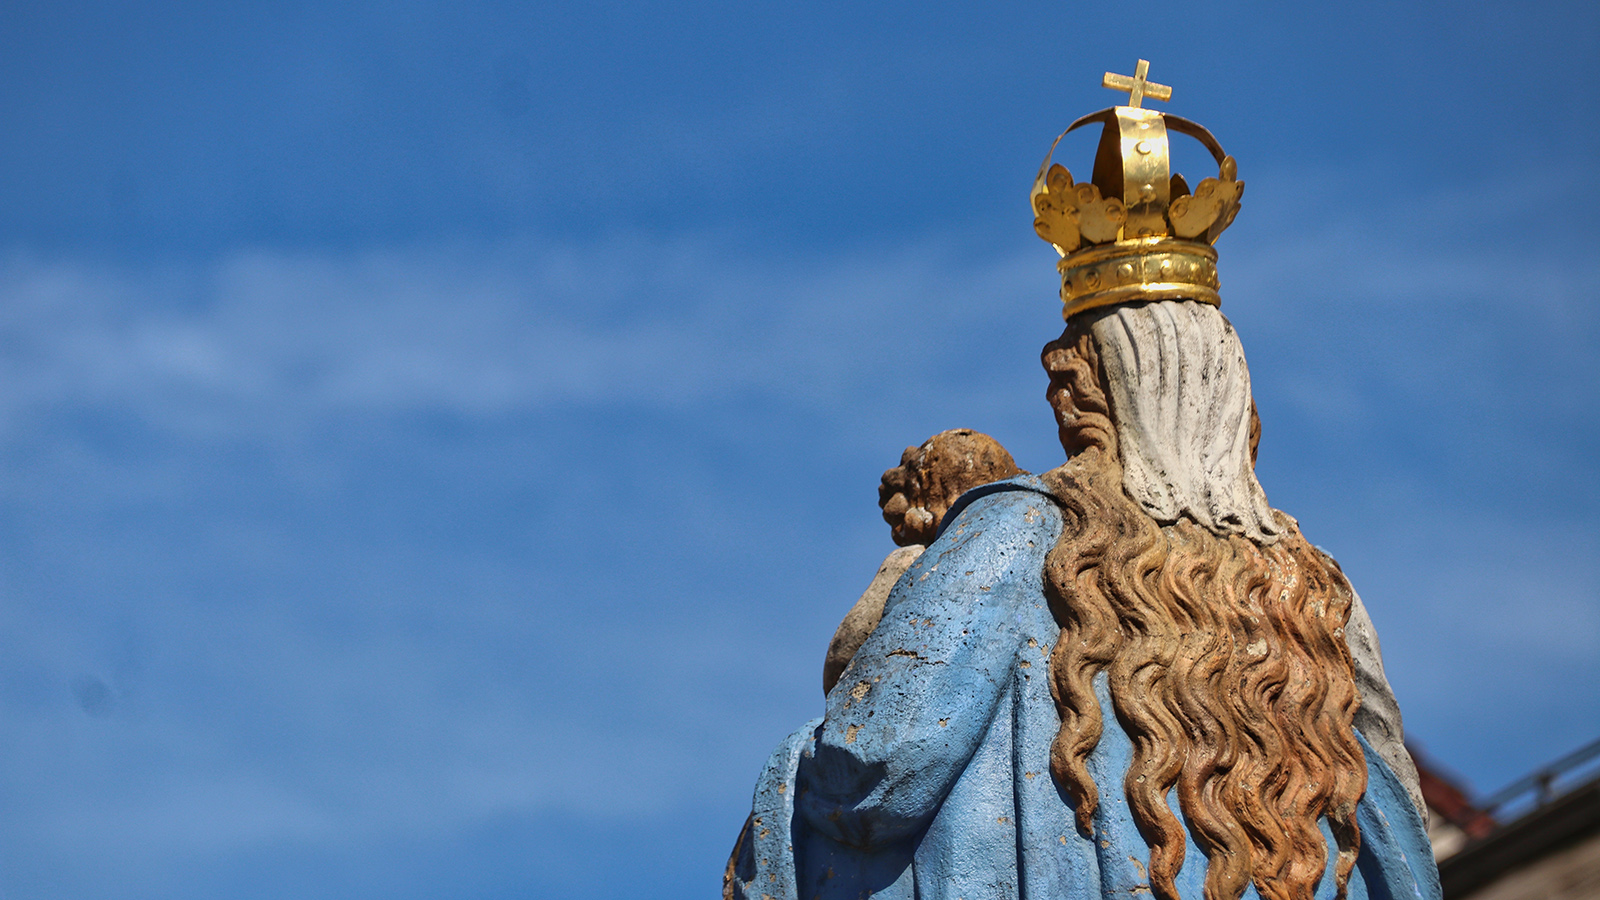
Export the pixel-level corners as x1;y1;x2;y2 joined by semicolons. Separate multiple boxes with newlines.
725;67;1441;900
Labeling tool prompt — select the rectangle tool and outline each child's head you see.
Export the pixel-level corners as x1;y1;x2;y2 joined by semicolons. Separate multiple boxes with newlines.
877;429;1023;546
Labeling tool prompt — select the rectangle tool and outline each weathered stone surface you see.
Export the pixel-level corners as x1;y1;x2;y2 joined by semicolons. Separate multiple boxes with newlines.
1078;302;1279;542
1344;580;1429;824
877;429;1022;547
822;544;923;695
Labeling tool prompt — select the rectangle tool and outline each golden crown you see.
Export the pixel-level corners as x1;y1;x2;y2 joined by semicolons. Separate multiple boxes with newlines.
1032;60;1243;320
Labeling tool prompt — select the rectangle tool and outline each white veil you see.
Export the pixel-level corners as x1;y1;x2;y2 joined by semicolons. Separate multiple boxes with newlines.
1082;300;1282;544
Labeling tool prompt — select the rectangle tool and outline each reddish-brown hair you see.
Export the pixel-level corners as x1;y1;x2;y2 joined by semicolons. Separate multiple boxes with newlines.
1040;322;1366;900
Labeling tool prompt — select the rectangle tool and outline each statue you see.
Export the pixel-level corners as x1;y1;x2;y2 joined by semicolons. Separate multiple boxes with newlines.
725;62;1441;900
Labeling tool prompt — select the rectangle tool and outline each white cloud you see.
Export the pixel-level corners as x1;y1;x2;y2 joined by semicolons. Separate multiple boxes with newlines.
0;237;1049;442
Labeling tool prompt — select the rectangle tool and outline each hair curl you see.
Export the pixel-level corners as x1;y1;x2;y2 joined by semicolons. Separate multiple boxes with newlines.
1040;322;1366;900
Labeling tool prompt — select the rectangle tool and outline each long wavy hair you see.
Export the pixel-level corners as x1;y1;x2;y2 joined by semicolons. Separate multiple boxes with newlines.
1040;308;1366;900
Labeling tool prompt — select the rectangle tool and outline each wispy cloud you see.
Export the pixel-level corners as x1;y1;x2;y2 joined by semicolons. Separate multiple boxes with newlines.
0;237;1047;435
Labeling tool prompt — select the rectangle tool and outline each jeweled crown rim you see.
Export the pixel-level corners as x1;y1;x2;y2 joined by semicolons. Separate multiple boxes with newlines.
1058;238;1219;320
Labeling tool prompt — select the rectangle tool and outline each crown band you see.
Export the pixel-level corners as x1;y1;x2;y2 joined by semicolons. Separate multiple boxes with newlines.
1057;238;1219;320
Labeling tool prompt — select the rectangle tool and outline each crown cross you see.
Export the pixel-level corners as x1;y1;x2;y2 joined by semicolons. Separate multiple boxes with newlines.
1102;59;1172;109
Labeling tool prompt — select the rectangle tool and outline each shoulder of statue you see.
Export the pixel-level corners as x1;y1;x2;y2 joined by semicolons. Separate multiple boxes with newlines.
934;474;1061;542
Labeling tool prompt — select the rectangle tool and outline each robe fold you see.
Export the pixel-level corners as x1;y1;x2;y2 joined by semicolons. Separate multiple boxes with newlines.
728;477;1440;900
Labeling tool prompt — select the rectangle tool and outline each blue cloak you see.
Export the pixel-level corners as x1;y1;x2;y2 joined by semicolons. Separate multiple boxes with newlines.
728;477;1440;900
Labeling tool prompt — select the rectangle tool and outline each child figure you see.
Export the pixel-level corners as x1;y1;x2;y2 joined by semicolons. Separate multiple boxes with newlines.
822;429;1024;694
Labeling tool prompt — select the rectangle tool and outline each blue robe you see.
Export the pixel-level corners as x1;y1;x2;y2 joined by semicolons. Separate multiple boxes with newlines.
728;477;1440;900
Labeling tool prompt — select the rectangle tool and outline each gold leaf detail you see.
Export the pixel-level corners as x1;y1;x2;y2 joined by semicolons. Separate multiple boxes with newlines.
1074;182;1125;244
1209;178;1243;243
1168;155;1242;241
1031;163;1081;254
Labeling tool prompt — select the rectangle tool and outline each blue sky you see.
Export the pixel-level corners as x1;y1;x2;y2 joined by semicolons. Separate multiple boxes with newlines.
0;2;1596;897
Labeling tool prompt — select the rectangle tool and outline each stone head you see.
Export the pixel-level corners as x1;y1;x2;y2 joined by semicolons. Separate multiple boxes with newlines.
877;429;1023;547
